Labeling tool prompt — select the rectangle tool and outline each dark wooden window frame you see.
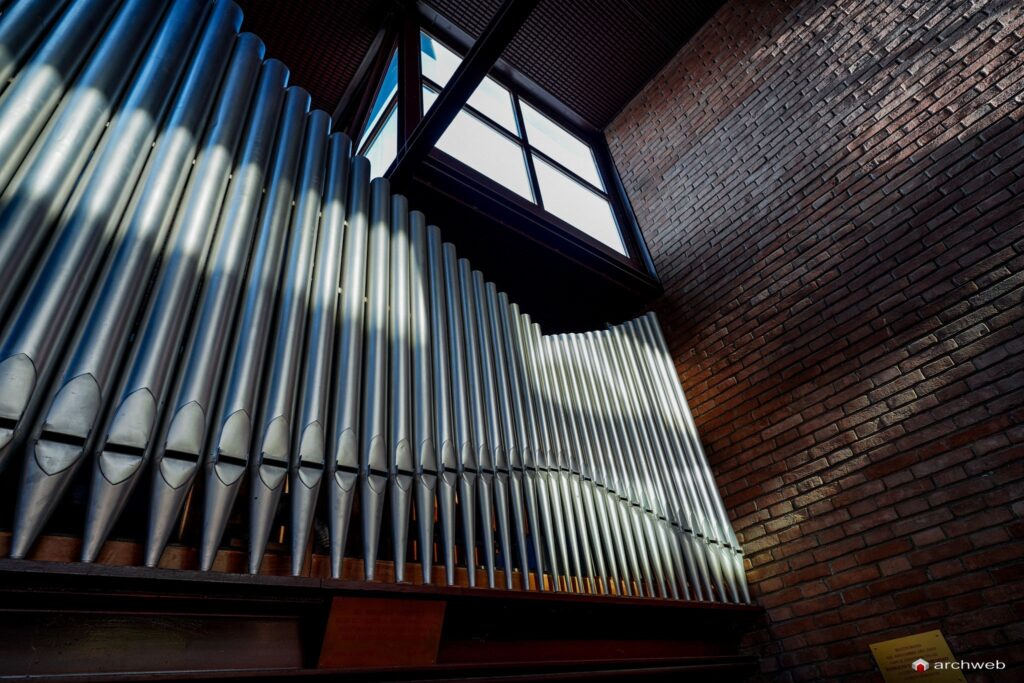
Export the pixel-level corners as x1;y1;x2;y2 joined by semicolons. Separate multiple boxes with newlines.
352;6;658;288
355;48;398;157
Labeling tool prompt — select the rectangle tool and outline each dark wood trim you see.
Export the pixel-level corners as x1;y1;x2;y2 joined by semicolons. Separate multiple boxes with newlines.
396;10;422;146
333;15;400;140
417;151;660;296
0;558;761;681
0;557;762;615
592;135;661;282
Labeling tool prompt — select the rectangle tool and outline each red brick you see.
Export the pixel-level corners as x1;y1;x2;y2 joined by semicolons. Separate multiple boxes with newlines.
608;0;1024;680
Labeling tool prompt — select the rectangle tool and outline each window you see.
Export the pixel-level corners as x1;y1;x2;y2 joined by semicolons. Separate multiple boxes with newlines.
352;26;648;269
358;49;399;178
415;32;627;255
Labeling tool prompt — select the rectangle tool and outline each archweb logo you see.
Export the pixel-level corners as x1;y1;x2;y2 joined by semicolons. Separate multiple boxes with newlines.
911;658;929;672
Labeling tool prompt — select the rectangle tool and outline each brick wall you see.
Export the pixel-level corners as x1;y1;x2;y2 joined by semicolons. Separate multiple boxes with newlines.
607;1;1023;680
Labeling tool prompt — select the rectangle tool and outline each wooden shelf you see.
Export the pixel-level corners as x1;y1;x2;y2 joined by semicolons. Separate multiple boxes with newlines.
0;539;761;681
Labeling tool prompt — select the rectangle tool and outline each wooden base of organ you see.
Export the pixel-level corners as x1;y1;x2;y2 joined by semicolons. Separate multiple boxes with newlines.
0;535;761;681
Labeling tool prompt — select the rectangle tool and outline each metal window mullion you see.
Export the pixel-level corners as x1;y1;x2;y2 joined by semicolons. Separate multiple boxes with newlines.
528;146;609;199
421;77;523;147
397;13;422;146
358;96;397;156
513;93;543;208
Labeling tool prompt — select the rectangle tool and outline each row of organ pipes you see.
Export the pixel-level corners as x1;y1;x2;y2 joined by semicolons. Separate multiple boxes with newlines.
0;0;750;601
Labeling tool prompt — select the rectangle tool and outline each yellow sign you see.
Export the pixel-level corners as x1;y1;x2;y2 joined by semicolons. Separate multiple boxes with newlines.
869;630;966;683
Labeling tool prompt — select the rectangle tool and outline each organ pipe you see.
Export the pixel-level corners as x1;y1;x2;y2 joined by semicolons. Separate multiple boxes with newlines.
0;0;749;603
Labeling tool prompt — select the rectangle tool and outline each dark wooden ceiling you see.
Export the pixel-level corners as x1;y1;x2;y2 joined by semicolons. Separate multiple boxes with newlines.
425;0;723;128
237;0;722;128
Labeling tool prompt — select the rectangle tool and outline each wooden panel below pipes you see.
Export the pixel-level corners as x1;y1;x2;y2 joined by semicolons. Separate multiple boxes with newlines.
0;535;761;681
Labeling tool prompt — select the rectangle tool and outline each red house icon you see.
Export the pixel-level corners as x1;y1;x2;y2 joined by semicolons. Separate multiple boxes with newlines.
911;658;929;672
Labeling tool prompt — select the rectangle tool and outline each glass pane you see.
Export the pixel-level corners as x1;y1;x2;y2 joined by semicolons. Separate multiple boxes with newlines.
363;105;398;179
420;32;517;134
422;85;437;111
468;78;517;133
521;100;603;188
425;86;533;201
534;156;624;254
359;50;398;151
420;31;461;88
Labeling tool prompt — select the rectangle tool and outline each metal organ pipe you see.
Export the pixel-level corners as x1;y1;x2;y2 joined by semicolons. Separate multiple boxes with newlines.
145;57;290;569
388;195;413;583
76;31;264;564
197;87;314;572
4;0;223;555
0;0;72;90
288;132;351;576
409;212;437;584
0;0;749;604
248;109;330;575
0;0;165;314
328;155;370;580
426;225;459;586
0;0;121;201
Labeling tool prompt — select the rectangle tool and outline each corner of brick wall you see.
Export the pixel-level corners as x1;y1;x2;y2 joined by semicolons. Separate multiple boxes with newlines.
606;1;1024;680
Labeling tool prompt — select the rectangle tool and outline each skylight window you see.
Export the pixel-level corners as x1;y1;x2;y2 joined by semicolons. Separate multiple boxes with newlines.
355;30;636;258
415;31;626;254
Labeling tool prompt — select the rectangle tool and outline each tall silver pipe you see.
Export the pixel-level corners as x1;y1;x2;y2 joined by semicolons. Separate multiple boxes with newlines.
409;212;437;584
0;2;745;600
145;58;289;568
578;332;644;597
80;32;265;564
198;87;312;572
442;244;477;587
388;194;413;582
0;0;207;492
0;0;165;315
7;2;241;559
527;321;576;591
359;177;391;581
585;331;657;597
0;0;120;198
460;262;496;589
288;131;351;576
632;314;733;600
600;329;677;599
537;329;590;592
247;110;330;575
622;318;722;600
549;334;607;594
426;225;457;585
557;334;621;595
520;313;565;591
0;0;71;91
508;305;552;591
565;334;632;596
328;156;371;579
609;323;699;601
497;296;545;590
487;286;530;590
473;273;513;590
641;313;751;603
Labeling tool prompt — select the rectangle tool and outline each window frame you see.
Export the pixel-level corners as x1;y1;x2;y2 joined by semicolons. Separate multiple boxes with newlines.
353;9;657;281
